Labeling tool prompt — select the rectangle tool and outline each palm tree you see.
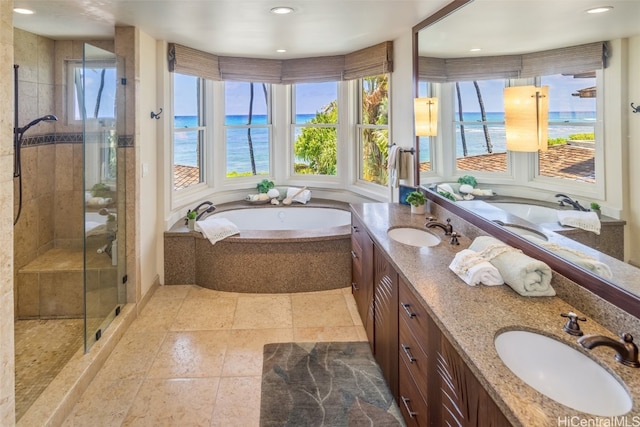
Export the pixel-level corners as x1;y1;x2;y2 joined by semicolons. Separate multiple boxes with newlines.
473;80;493;153
246;83;257;175
455;82;467;156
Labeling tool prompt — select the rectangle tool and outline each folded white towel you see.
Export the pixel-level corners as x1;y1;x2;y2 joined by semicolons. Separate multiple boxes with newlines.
469;236;555;297
557;210;601;235
286;187;311;204
436;184;463;200
523;235;613;279
449;249;504;286
195;217;240;245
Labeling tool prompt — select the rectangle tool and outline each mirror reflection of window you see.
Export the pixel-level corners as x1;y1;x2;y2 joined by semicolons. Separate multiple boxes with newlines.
224;81;271;178
538;73;597;183
358;74;389;185
173;73;205;190
417;81;432;172
292;81;338;176
453;79;507;173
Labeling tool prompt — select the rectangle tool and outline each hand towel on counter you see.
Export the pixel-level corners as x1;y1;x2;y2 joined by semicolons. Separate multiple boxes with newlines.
557;210;601;235
449;249;504;286
523;235;613;279
286;187;311;204
195;217;240;245
469;236;555;297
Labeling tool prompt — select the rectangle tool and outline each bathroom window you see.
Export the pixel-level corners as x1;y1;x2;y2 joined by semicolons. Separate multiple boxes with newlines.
357;74;389;185
67;60;117;123
292;82;339;176
537;73;597;183
224;81;271;178
173;73;205;190
417;81;432;172
453;79;508;174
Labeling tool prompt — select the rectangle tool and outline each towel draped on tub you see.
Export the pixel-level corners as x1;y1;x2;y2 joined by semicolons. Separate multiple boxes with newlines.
195;217;240;245
469;236;555;297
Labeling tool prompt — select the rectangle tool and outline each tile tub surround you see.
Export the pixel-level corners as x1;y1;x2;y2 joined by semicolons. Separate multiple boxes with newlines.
350;203;640;425
164;200;352;293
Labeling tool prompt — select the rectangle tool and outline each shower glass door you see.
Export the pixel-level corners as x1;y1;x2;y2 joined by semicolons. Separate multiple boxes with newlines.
82;43;126;351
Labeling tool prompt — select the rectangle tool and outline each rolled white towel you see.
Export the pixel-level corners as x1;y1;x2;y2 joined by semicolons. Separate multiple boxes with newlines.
449;249;504;286
469;236;555;297
286;187;311;204
195;217;240;245
557;210;601;235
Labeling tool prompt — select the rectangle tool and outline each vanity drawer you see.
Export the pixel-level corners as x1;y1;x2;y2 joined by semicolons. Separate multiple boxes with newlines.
399;315;429;396
399;355;430;426
399;279;430;356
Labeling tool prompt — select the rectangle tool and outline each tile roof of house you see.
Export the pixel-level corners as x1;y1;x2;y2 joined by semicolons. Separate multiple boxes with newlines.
173;144;595;190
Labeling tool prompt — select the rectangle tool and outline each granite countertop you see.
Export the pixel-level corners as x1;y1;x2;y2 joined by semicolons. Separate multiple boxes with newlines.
350;202;640;426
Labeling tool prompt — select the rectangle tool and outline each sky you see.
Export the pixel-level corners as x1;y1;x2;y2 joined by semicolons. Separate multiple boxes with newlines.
174;75;336;116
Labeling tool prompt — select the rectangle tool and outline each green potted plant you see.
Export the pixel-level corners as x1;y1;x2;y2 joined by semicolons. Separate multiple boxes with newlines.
186;210;197;231
406;190;427;214
590;202;601;218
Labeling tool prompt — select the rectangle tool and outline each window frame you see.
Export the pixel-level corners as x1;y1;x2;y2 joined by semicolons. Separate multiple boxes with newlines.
66;59;117;125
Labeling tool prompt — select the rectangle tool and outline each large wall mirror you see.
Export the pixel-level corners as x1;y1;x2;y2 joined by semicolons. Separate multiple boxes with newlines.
413;0;640;317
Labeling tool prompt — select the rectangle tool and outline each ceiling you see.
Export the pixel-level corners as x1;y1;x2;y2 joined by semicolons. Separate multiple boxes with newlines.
12;0;640;60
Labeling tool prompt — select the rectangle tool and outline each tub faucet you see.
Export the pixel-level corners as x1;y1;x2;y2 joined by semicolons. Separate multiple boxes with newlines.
193;201;216;220
425;217;453;235
555;194;588;211
578;333;640;368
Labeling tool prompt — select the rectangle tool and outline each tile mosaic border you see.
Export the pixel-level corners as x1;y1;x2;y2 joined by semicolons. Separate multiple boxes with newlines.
21;132;134;148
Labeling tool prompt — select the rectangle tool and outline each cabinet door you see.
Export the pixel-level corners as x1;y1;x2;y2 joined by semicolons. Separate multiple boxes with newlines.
436;334;511;427
373;245;399;400
351;216;374;347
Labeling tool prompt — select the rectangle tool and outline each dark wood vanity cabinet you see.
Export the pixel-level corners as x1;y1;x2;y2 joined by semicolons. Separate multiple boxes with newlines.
398;279;510;427
351;215;374;346
373;245;399;401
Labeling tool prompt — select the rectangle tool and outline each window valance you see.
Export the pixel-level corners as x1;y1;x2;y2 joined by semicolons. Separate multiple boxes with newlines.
419;41;607;82
167;41;392;83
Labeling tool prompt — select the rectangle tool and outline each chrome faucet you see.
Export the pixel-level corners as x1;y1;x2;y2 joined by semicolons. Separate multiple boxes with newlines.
578;333;640;368
555;194;588;211
425;217;453;235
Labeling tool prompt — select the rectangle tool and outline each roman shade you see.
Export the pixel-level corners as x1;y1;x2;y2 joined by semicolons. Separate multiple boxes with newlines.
419;41;607;82
168;41;392;83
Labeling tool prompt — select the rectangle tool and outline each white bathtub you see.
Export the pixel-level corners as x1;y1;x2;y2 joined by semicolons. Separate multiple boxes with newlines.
489;203;559;224
211;207;351;231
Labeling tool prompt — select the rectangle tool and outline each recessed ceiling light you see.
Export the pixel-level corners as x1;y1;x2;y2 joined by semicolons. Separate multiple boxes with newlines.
14;8;35;15
270;6;294;14
276;49;287;53
470;48;482;52
586;6;613;14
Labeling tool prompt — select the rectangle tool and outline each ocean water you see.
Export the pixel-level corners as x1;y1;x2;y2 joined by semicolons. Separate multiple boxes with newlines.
174;114;315;173
175;112;596;168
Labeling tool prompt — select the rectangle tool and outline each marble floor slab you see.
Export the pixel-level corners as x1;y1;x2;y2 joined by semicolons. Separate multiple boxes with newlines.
62;285;367;426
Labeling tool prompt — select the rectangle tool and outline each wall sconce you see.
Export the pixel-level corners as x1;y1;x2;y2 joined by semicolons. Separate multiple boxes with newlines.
504;86;549;152
414;97;438;136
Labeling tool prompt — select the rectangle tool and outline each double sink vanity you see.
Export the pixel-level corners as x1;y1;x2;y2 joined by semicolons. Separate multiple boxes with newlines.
349;200;640;426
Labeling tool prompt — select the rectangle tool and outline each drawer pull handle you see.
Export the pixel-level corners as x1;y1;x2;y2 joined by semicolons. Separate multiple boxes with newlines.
401;396;417;418
401;303;416;318
351;250;358;259
352;282;359;291
401;344;417;363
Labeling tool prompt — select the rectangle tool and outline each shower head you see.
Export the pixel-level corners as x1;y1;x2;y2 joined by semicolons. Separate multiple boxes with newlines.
16;114;58;135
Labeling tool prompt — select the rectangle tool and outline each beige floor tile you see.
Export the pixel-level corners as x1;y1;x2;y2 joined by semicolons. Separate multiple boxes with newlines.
222;329;293;377
170;297;237;331
293;326;366;342
122;378;220;427
211;376;261;427
186;286;242;299
291;293;355;328
126;297;185;334
147;330;229;379
61;378;142;427
232;295;292;329
96;331;166;381
152;284;194;299
344;292;364;326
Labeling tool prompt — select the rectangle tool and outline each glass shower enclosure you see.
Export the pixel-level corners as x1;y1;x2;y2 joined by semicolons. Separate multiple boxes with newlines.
81;43;126;351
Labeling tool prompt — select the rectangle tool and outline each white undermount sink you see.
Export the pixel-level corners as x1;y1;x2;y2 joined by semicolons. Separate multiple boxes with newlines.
387;227;440;247
495;330;632;416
